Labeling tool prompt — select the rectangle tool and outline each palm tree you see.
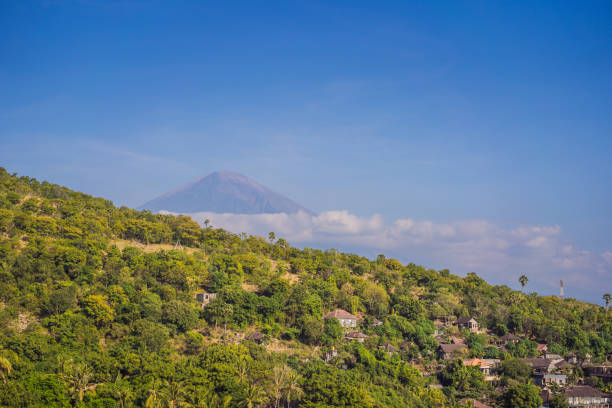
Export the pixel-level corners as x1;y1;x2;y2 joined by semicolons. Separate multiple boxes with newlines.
145;386;162;408
270;365;288;408
519;275;528;289
236;357;249;384
284;370;303;408
62;362;93;403
0;356;12;383
239;384;267;408
603;293;611;311
162;381;186;408
212;395;232;408
184;387;213;408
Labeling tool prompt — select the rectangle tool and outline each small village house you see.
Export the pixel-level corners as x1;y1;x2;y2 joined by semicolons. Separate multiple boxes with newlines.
465;358;491;376
323;309;358;328
455;317;479;333
380;342;399;356
523;358;557;375
345;331;368;343
583;364;612;383
497;333;520;346
561;386;612;408
438;343;467;360
566;352;578;365
459;399;493;408
535;373;568;388
195;292;217;308
537;343;549;354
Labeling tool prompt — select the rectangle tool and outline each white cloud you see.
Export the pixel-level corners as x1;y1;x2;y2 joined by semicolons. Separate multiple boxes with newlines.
182;210;611;302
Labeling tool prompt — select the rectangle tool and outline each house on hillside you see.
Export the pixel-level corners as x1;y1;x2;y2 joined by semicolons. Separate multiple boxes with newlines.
465;358;492;376
563;386;612;407
455;317;479;333
459;399;493;408
523;358;556;375
195;292;217;308
323;348;338;363
345;331;368;343
554;360;572;372
566;352;578;365
380;342;399;356
323;309;358;328
497;333;520;346
535;373;567;388
533;374;567;387
537;343;549;354
438;343;468;360
433;319;445;335
583;364;612;383
545;353;564;362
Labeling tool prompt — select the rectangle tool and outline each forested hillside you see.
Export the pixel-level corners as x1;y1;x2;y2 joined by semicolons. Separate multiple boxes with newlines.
0;167;611;408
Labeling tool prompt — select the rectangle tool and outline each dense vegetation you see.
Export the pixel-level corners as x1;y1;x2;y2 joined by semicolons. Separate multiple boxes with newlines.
0;167;611;407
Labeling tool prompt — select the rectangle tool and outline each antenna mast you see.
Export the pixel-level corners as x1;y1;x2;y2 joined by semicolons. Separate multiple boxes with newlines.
560;279;564;300
174;239;183;250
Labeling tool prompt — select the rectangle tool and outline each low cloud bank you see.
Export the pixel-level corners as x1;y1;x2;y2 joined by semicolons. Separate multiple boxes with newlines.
185;210;610;303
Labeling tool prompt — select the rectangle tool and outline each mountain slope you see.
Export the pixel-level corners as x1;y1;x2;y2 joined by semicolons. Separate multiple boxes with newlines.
138;170;314;214
1;167;611;408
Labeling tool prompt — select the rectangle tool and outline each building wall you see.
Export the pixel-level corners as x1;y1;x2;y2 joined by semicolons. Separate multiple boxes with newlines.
339;318;356;328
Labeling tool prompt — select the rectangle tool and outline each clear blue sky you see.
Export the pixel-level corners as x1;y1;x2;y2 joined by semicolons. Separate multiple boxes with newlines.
1;1;611;301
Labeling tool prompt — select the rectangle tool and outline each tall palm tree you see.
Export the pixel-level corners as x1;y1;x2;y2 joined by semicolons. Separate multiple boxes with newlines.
519;275;528;289
236;357;249;384
162;381;186;408
603;293;611;311
62;362;93;403
0;356;12;383
284;370;303;408
270;365;288;408
239;384;267;408
145;386;162;408
184;390;208;408
212;395;232;408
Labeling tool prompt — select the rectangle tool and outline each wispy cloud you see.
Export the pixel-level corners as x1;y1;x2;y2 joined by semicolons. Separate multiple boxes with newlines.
183;210;611;302
86;142;187;168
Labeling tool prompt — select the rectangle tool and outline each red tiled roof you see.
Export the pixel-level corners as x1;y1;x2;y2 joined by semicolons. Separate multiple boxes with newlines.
465;358;490;368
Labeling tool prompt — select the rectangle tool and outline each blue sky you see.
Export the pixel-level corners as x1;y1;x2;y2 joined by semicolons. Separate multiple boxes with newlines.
1;1;611;302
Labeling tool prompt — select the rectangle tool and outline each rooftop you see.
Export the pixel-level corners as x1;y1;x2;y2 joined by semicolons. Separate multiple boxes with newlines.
439;343;467;353
323;309;357;320
345;331;367;338
565;385;611;398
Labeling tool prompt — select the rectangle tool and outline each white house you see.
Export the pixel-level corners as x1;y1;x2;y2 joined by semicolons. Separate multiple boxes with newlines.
323;309;358;328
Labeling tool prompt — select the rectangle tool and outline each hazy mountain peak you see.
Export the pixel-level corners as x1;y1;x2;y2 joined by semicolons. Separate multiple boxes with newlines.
139;171;314;215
